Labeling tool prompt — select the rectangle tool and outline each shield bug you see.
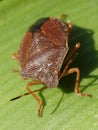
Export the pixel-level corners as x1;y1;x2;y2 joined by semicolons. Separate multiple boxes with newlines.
11;15;91;116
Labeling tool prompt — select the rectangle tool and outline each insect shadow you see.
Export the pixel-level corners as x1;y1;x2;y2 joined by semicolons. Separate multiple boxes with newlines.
52;25;98;113
60;25;97;92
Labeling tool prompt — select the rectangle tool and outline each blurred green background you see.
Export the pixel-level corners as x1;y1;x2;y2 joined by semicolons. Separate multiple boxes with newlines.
0;0;98;130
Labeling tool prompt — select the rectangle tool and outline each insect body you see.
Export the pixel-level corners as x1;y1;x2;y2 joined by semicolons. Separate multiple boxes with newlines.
11;16;91;116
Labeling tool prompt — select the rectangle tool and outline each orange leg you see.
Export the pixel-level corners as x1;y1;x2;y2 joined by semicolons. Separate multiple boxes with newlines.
60;67;91;96
12;69;20;73
59;42;91;96
59;42;81;80
12;51;19;61
26;81;46;116
12;51;20;74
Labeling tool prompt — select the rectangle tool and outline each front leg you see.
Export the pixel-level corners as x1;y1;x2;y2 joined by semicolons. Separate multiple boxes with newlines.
63;67;80;94
60;67;91;96
26;81;46;116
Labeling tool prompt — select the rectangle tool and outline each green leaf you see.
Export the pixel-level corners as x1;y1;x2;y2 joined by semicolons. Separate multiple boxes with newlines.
0;0;98;130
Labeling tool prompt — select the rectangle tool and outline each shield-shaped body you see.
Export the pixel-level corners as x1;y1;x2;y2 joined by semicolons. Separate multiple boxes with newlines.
19;18;69;88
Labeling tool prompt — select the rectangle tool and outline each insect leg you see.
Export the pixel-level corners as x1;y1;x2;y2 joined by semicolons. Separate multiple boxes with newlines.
60;14;67;21
60;67;91;96
12;51;20;74
59;59;72;80
59;42;81;80
26;81;46;116
12;51;19;61
12;69;20;73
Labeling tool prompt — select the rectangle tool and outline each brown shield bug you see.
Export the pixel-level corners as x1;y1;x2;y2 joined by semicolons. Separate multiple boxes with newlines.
11;15;91;116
